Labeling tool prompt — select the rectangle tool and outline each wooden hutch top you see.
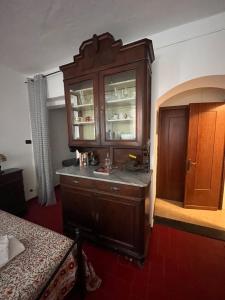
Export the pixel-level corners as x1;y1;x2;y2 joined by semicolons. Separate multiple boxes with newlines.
60;32;155;79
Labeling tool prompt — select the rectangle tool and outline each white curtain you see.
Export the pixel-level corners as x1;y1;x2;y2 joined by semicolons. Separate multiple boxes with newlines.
27;75;56;206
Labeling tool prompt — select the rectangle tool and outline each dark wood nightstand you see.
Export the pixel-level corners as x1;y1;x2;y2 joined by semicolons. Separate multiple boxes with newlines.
0;168;26;216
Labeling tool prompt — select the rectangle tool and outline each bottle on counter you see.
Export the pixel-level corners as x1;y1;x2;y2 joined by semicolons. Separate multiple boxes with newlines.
104;153;112;171
107;130;113;140
79;153;84;167
83;152;89;167
75;150;80;165
89;152;99;166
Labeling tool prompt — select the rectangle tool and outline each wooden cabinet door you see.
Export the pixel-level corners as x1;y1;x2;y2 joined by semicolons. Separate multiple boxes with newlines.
64;73;100;147
61;187;95;232
184;103;225;210
99;62;145;147
95;193;144;253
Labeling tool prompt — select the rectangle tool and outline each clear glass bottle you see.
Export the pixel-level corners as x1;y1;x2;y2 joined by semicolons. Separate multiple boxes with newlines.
104;153;111;171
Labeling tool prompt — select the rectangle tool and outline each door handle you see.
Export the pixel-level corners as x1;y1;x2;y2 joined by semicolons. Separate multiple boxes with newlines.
186;159;197;171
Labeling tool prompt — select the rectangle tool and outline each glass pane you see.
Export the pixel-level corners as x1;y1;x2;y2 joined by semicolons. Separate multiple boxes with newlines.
104;70;136;141
69;80;95;140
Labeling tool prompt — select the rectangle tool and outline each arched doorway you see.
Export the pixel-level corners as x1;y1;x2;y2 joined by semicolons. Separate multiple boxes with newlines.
150;75;225;230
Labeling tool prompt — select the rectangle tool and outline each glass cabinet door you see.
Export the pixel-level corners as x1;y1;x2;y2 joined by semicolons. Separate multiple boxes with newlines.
103;70;136;141
69;79;96;141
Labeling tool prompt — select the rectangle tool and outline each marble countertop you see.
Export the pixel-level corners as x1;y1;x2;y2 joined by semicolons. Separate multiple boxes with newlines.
56;165;152;187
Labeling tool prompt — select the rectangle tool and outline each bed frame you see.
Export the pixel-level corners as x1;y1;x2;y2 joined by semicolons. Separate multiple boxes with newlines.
36;228;86;300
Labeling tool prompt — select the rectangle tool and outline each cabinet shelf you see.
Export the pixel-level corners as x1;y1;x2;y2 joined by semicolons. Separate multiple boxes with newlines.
107;79;136;87
70;87;93;95
106;97;135;106
73;121;95;125
72;103;94;111
107;118;133;122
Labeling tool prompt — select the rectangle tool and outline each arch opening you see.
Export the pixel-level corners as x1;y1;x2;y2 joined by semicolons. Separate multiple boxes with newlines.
150;75;225;226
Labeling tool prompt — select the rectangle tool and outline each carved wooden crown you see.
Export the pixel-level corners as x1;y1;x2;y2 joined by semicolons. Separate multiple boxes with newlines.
76;32;122;61
60;32;154;76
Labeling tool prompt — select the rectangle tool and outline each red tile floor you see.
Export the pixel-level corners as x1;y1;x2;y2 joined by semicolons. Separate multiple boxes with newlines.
25;190;225;300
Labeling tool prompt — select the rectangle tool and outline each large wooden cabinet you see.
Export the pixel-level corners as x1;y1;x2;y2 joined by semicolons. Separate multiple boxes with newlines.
59;33;154;260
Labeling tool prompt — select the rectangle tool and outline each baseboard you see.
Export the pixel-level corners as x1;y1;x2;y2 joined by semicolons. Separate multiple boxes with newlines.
184;204;217;210
154;215;225;242
26;185;60;202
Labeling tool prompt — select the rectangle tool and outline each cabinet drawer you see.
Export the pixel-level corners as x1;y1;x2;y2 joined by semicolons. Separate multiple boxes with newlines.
60;175;94;189
94;180;143;198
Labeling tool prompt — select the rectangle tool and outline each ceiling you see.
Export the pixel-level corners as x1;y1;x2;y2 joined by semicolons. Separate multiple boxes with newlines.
0;0;225;75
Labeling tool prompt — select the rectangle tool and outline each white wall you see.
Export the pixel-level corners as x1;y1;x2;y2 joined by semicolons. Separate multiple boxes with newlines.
47;72;64;99
46;12;225;100
0;64;36;200
48;107;74;185
161;88;225;106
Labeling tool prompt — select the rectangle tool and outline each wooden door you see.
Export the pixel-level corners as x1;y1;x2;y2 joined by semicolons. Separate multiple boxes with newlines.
157;107;188;201
184;103;225;210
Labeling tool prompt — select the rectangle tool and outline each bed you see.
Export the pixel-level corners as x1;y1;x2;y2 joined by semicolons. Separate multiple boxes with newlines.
0;210;101;300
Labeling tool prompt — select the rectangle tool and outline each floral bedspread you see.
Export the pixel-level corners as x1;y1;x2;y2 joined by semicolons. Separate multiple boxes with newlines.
0;210;76;300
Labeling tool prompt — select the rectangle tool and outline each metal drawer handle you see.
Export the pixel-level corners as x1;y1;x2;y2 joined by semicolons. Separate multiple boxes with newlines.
111;186;120;191
73;180;79;184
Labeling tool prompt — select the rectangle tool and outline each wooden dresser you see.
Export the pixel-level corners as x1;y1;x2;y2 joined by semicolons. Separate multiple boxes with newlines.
57;166;151;261
0;168;26;216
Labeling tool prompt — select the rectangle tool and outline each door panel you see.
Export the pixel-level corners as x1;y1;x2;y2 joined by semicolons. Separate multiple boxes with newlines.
184;103;225;210
61;187;95;231
96;194;142;251
157;107;188;201
195;111;217;189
